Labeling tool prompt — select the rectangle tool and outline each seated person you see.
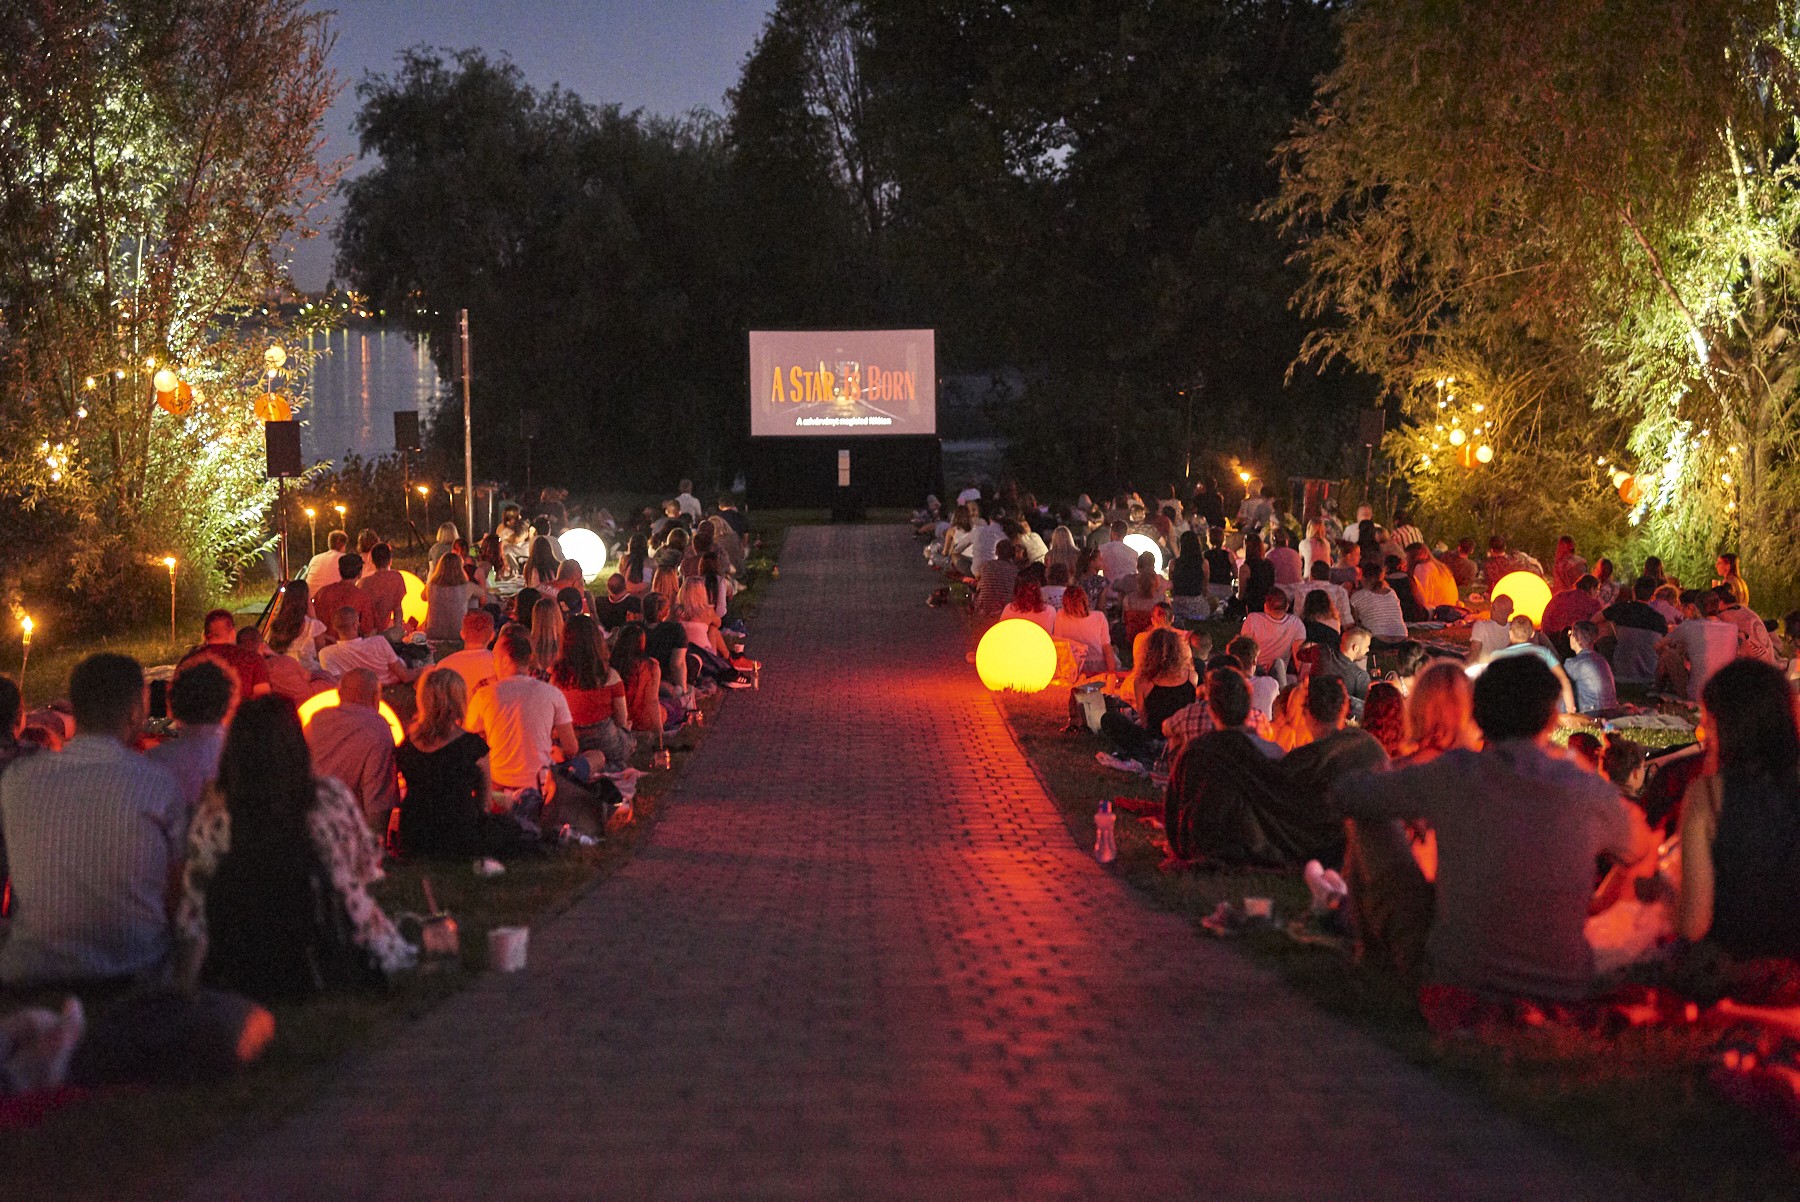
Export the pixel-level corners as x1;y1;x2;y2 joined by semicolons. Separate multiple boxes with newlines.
1350;562;1409;643
1466;595;1513;664
1408;542;1461;613
1540;574;1603;656
1564;621;1617;713
179;609;270;701
1001;571;1057;635
1240;588;1306;673
465;624;579;800
438;609;499;696
311;553;375;637
147;657;236;824
1602;576;1669;686
593;573;644;631
304;668;401;832
1277;676;1389;862
1382;555;1432;624
551;615;634;769
0;655;184;989
1097;628;1194;767
1657;589;1738;701
178;695;416;1002
242;623;319;703
1678;659;1800;961
1226;635;1279;721
396;668;524;858
1315;625;1373;713
359;542;410;639
1051;586;1116;676
318;606;423;686
1299;586;1341;648
1331;656;1656;1002
973;540;1020;619
1294;561;1351;631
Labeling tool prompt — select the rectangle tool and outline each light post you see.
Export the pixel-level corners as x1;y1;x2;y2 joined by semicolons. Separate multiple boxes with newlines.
417;484;432;533
163;557;177;647
304;506;317;556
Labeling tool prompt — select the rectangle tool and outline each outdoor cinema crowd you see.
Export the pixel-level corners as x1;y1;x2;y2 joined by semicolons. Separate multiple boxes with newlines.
0;481;757;1098
922;480;1800;1029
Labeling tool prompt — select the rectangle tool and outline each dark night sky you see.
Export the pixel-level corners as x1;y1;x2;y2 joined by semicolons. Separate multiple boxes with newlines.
292;0;775;290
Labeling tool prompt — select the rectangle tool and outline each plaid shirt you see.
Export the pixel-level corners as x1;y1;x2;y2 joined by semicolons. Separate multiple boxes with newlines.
1161;700;1215;763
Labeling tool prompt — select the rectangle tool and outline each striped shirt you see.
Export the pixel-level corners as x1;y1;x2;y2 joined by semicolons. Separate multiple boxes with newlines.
0;735;185;985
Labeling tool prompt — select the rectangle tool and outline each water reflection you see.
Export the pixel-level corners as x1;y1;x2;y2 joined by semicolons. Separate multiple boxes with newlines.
301;326;441;466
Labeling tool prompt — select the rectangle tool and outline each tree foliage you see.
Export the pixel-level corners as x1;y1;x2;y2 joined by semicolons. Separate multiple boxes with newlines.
0;0;337;627
1272;0;1800;592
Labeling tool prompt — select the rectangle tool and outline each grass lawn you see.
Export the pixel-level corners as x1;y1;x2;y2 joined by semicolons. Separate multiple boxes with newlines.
995;680;1798;1202
0;513;798;1202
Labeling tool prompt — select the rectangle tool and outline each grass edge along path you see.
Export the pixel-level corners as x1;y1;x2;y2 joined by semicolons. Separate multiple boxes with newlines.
0;518;797;1202
991;683;1800;1202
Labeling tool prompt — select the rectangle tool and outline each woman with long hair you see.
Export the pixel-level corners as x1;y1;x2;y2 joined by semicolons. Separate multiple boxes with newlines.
528;596;563;680
621;533;653;597
649;565;681;615
395;668;511;857
523;534;561;591
1405;661;1476;760
1053;579;1117;675
700;549;737;621
1679;659;1800;957
1237;535;1274;615
424;547;478;651
176;696;414;1000
1045;525;1080;578
1121;550;1169;641
1099;628;1194;764
551;614;632;768
611;624;666;734
1359;683;1408;759
1072;545;1111;613
476;531;511;589
266;579;325;672
676;578;734;660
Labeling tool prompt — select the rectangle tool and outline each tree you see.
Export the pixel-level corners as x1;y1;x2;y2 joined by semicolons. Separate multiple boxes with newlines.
0;0;337;625
338;50;748;490
1271;0;1800;590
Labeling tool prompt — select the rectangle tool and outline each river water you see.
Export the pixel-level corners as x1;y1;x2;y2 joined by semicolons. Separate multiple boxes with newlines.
299;326;442;466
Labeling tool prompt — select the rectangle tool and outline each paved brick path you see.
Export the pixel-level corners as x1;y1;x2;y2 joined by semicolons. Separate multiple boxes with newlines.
181;525;1627;1201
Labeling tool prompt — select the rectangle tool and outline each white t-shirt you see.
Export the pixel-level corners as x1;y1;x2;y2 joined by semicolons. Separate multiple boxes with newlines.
1052;610;1111;671
465;675;572;790
438;648;497;697
1468;619;1510;663
955;487;982;506
1266;546;1303;586
970;522;1005;568
304;549;343;592
1249;675;1280;721
1240;612;1307;669
318;635;402;681
676;492;703;521
1016;530;1049;564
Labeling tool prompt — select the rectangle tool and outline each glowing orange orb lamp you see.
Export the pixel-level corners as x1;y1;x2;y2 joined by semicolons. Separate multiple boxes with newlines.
976;618;1058;694
1492;571;1552;625
297;690;405;745
398;570;429;626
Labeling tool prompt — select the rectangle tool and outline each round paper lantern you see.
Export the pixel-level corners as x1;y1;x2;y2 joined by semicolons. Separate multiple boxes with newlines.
1491;570;1552;625
152;367;178;394
155;386;192;417
1122;532;1164;573
558;527;607;578
264;344;287;370
1618;475;1645;506
398;570;429;625
975;618;1057;694
254;391;292;422
297;689;405;745
1475;444;1494;464
1448;428;1467;447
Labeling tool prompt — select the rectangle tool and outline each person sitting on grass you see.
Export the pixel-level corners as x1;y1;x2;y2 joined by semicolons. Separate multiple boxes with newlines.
178;695;416;1002
974;539;1020;621
1350;561;1408;644
147;657;237;824
466;623;580;808
1564;621;1617;714
552;614;634;770
358;542;409;641
267;580;326;674
304;668;401;833
593;573;644;632
1096;628;1195;773
181;609;271;702
1331;655;1656;1009
1677;658;1800;966
612;624;673;736
1240;587;1306;675
311;553;375;638
1000;569;1056;635
395;667;526;859
1052;584;1116;677
1225;635;1280;722
318;606;422;687
1315;625;1373;715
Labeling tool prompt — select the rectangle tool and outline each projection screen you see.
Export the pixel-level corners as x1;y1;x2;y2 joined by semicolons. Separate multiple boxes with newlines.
748;329;936;437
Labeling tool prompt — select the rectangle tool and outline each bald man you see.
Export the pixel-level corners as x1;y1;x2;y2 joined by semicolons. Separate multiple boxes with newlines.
304;668;400;830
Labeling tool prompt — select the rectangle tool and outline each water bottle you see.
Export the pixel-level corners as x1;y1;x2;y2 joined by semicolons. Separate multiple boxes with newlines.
1094;799;1117;864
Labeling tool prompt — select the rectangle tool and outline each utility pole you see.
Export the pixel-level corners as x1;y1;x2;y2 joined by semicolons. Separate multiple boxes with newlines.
458;309;474;540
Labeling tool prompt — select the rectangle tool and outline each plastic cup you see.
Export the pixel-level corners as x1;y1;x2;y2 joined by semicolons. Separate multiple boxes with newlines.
1243;897;1274;920
487;926;529;972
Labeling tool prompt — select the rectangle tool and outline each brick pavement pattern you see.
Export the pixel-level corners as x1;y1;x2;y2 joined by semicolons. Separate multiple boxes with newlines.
180;525;1629;1201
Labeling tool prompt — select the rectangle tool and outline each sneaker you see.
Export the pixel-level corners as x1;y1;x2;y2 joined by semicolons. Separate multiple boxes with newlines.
723;677;753;689
1095;752;1148;775
1304;860;1348;913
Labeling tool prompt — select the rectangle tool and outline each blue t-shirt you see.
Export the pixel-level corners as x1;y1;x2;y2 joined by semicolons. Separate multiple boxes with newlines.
1563;651;1617;713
